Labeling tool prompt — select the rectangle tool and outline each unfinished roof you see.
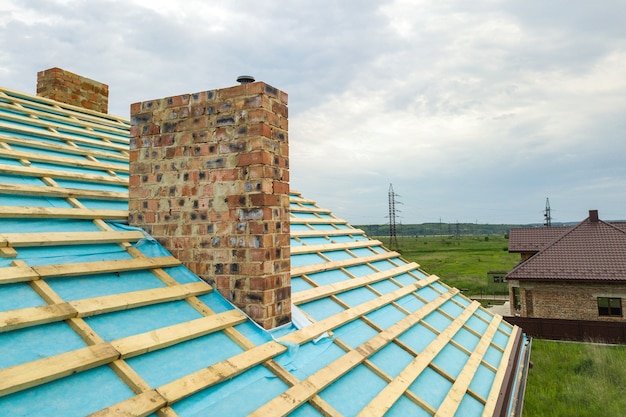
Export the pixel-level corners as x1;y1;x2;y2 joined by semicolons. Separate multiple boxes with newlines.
0;84;529;416
507;214;626;282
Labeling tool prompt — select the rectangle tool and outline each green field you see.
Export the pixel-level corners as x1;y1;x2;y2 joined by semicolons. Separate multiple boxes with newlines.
378;234;519;296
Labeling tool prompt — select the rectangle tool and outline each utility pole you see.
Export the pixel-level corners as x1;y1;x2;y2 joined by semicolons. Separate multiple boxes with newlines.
544;198;552;227
388;183;401;249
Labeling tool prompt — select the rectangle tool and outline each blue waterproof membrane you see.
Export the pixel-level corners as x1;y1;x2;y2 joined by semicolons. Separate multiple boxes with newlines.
315;213;332;219
291;213;318;219
233;321;274;346
350;247;375;257
11;144;92;160
393;273;421;286
0;365;135;417
394;293;426;312
452;294;471;307
415;285;441;302
0;156;24;166
343;264;375;277
369;245;385;253
458;394;485;417
440;300;465;318
422;310;452;333
475;307;494;323
369;342;415;378
0;172;47;186
387;395;432;417
432;344;468;378
0;322;87;368
0;118;50;131
0;283;45;311
290;237;304;247
297;236;330;245
79;198;128;210
48;269;166;301
289;403;324;417
291;253;326;267
430;281;447;293
127;331;245;387
172;365;290;417
319;250;353;261
469;364;496;399
53;178;129;193
333;224;351;230
306;269;350;286
0;193;73;208
298;297;344;321
310;224;337;231
278;338;345;379
466;315;489;334
14;242;125;262
367;304;407;329
292;276;314;292
0;217;101;233
369;279;401;295
335;287;378;307
30;161;112;177
483;345;504;369
320;365;388;416
409;366;453;410
195;291;238;314
398;323;438;353
94;157;130;169
333;318;379;347
84;300;203;341
331;234;367;243
22;248;133;267
493;329;510;349
369;259;397;272
452;328;480;352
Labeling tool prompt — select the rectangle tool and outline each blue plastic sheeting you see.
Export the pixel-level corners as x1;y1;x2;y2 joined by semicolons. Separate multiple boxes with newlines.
21;248;133;268
126;331;245;387
394;293;426;312
369;279;402;295
84;300;203;341
0;156;26;166
439;300;465;317
415;286;441;302
291;253;326;267
319;365;388;416
452;328;481;352
459;393;485;417
469;364;496;399
409;366;453;410
335;287;378;307
0;322;87;368
171;365;289;417
0;283;46;311
276;338;344;379
14;242;126;264
393;273;421;286
367;304;408;329
291;212;319;219
319;250;353;261
0;172;47;185
466;315;489;334
288;224;311;232
31;161;113;176
0;217;101;234
307;269;350;286
0;366;136;417
332;319;379;348
79;198;129;210
53;178;129;193
349;247;377;257
483;345;504;369
299;297;344;321
432;344;469;378
297;236;331;245
369;342;415;378
309;224;337;231
493;328;511;349
387;396;432;417
343;264;375;277
369;259;398;271
0;193;73;208
292;276;314;292
397;323;438;353
422;310;452;332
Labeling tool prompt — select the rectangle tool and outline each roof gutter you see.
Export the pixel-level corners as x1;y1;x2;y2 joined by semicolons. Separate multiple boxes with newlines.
493;328;532;417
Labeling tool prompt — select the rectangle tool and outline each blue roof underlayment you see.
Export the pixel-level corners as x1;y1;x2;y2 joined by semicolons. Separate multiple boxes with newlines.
0;85;530;416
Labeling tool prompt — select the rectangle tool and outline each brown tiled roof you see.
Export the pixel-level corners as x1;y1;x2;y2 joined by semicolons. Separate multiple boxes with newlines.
507;217;626;281
508;226;572;253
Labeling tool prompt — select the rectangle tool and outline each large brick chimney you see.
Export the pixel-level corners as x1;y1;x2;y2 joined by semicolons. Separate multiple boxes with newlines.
128;80;291;329
37;67;109;113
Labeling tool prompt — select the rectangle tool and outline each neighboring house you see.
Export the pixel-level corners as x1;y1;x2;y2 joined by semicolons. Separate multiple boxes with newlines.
0;68;531;416
507;211;626;322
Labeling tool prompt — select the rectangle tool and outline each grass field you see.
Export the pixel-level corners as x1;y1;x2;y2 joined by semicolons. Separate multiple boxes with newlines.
378;234;519;295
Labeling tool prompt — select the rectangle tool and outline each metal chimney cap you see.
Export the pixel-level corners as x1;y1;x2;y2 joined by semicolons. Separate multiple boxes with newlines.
237;75;255;84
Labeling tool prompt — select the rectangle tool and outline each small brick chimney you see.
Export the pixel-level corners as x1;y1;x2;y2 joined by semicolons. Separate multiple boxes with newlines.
589;210;599;223
128;81;291;329
37;67;109;114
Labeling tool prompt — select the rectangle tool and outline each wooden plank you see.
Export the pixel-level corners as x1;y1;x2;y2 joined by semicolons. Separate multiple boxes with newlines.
252;291;458;417
0;343;120;396
156;341;287;403
87;390;166;417
291;228;367;238
290;217;347;225
356;302;480;417
435;316;502;416
292;263;422;305
292;252;399;277
289;205;331;214
290;239;383;255
0;303;77;333
0;231;144;248
0;247;18;258
0;183;128;201
111;310;247;359
0;149;128;173
482;326;521;417
0;261;39;283
71;282;212;317
0;134;128;162
0;163;128;185
32;256;181;278
0;206;128;220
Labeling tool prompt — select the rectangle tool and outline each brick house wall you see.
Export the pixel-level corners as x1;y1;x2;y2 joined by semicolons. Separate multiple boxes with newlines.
128;81;291;329
37;67;109;113
509;279;626;321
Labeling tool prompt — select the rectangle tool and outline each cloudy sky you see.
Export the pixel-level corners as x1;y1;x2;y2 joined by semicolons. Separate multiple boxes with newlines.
1;0;625;225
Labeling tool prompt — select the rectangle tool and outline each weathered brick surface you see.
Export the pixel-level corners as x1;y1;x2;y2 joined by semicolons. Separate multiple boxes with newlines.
36;67;109;113
129;82;290;329
509;279;626;321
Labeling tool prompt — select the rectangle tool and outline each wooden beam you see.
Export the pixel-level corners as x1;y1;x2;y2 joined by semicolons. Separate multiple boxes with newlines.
0;230;143;248
0;303;76;333
0;261;39;283
156;341;287;403
0;343;120;396
289;206;331;214
87;390;166;417
290;239;383;255
291;252;400;277
0;134;128;162
0;163;128;185
290;217;347;225
0;149;128;173
0;206;128;220
32;256;181;278
0;183;128;201
291;228;367;238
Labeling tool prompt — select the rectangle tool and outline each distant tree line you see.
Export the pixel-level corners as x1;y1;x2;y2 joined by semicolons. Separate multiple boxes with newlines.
354;222;529;237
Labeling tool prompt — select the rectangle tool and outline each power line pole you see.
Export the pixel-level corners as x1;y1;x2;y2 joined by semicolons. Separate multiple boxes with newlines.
388;183;401;249
544;197;552;227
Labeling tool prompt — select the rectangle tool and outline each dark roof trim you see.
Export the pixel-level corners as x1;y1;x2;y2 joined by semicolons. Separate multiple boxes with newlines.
494;327;526;417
